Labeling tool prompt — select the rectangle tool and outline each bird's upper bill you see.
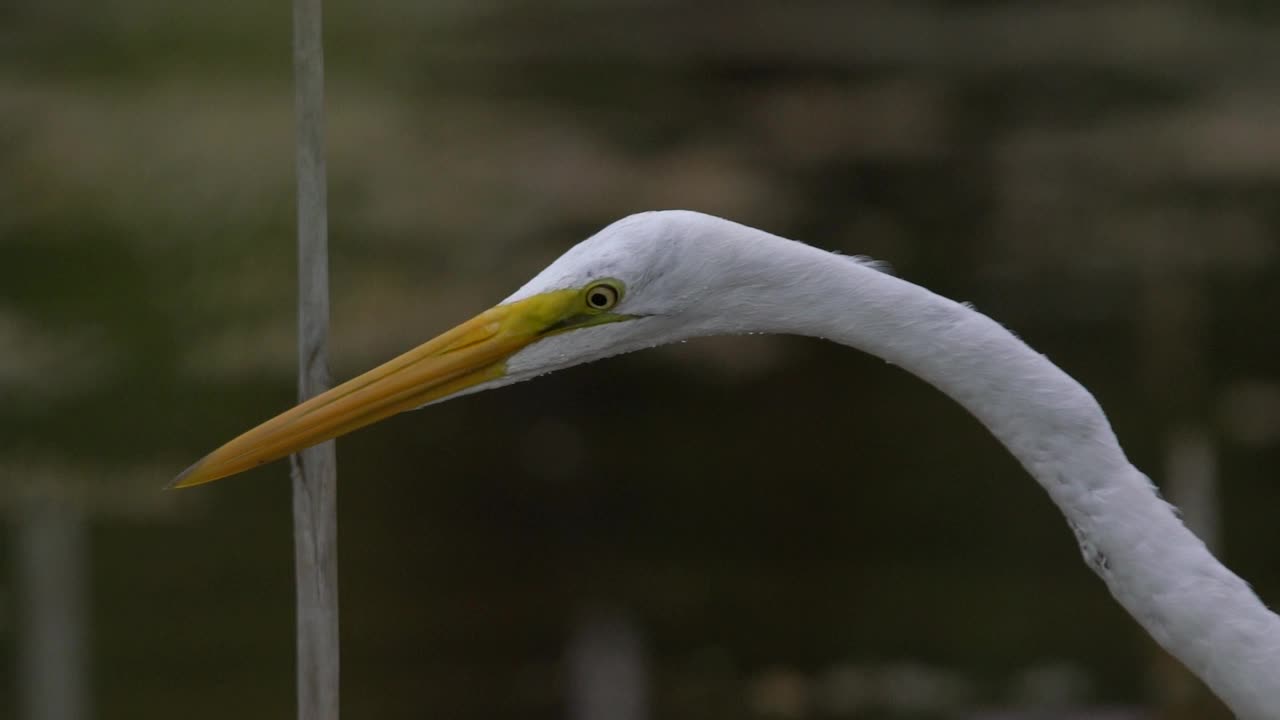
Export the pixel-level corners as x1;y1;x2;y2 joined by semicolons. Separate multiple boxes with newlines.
171;285;630;489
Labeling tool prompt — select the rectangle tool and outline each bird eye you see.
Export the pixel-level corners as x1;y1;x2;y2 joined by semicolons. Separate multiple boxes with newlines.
584;283;620;311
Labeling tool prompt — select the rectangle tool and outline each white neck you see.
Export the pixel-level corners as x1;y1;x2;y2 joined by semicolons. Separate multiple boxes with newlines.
724;230;1280;717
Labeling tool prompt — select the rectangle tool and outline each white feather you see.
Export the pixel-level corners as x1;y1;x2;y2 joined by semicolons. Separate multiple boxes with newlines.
489;211;1280;717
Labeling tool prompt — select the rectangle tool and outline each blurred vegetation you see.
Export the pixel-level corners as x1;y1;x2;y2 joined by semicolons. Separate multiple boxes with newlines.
2;1;1278;718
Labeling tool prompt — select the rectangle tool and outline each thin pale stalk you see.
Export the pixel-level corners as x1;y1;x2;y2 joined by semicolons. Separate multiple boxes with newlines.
17;499;87;720
291;0;339;718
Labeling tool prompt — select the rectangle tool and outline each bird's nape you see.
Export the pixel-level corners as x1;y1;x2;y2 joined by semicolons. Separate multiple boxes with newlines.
171;283;635;488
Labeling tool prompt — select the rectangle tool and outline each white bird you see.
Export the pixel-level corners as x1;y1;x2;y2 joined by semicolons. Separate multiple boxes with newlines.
174;210;1280;717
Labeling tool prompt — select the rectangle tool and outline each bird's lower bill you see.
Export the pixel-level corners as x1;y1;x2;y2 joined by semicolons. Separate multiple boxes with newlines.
171;289;582;489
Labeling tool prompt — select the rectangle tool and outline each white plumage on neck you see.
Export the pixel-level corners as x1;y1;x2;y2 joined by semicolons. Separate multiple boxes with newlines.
763;233;1280;717
503;211;1280;717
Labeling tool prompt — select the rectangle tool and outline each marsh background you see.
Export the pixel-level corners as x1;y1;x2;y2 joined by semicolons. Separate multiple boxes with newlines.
2;1;1278;718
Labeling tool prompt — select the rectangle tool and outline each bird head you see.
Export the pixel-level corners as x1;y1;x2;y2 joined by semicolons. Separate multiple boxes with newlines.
172;210;745;488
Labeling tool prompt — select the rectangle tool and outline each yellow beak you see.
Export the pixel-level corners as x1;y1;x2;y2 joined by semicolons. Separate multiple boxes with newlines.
171;289;586;489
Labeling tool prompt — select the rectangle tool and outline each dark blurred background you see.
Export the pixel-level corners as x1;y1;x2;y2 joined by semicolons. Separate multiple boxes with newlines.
2;1;1278;718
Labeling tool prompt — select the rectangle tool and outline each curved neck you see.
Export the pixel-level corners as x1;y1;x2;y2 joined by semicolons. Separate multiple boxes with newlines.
727;231;1279;717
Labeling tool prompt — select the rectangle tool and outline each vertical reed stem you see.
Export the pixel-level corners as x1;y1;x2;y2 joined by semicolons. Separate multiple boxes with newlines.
290;0;339;717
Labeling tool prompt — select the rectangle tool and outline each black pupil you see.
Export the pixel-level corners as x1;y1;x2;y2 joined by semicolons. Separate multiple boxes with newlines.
589;291;609;307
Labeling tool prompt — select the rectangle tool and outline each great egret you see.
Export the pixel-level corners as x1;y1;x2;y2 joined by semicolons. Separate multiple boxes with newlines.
175;211;1279;717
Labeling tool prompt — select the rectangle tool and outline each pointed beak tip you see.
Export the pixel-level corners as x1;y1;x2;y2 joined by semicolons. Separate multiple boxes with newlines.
167;458;210;490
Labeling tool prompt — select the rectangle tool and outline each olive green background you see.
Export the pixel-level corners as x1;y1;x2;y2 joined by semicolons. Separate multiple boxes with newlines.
2;1;1278;717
